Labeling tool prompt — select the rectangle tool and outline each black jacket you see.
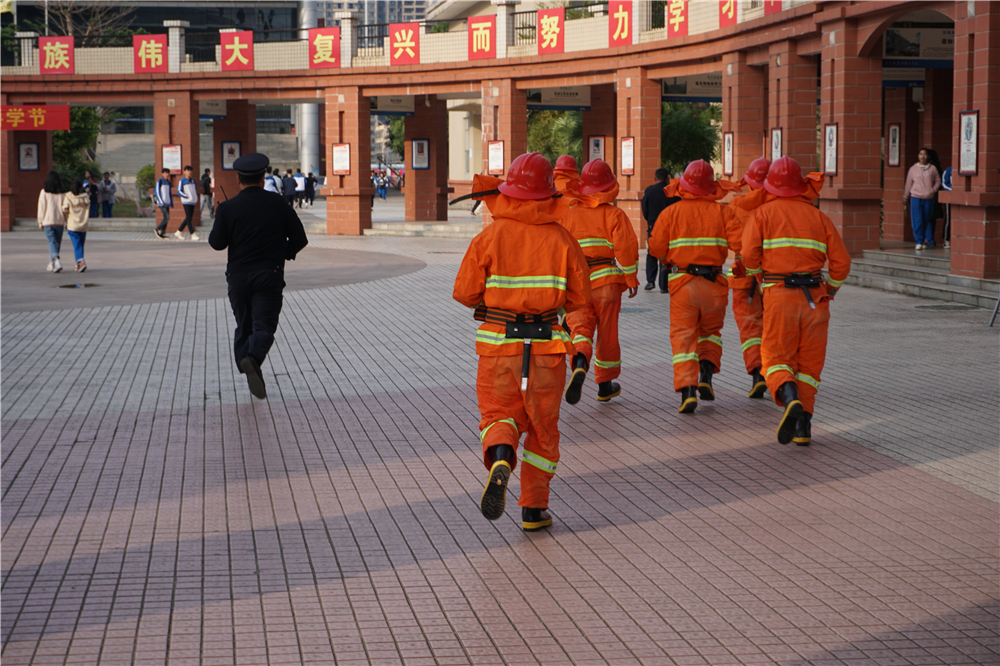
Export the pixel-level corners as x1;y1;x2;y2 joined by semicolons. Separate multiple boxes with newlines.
641;181;680;237
208;186;309;273
282;175;297;197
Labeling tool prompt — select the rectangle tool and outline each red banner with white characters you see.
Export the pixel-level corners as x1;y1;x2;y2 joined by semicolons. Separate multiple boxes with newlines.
609;1;632;48
389;22;420;65
2;105;71;131
468;16;496;60
537;7;565;55
220;31;254;71
666;1;688;39
308;27;341;69
39;36;74;75
133;34;168;74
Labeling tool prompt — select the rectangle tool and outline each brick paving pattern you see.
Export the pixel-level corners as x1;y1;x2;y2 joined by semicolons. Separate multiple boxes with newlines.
3;233;998;665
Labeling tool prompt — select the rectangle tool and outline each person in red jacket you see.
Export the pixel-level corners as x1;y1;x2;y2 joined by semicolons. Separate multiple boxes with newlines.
553;155;580;193
741;157;851;446
453;153;592;531
648;160;743;414
728;157;770;399
560;159;640;403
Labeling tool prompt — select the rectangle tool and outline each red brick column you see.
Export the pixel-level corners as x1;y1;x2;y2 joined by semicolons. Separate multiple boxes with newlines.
212;99;256;209
943;1;1000;279
403;95;450;222
323;86;372;235
769;41;818;171
818;19;882;255
581;83;617;169
480;79;527;226
1;92;11;231
616;67;661;247
882;88;908;243
154;91;200;232
722;51;767;179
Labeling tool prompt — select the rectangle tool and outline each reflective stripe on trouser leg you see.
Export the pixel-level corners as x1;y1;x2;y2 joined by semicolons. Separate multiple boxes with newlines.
476;356;527;471
760;286;828;407
564;300;597;362
793;301;829;414
732;286;764;373
591;283;623;384
669;280;702;391
517;353;566;509
694;280;729;374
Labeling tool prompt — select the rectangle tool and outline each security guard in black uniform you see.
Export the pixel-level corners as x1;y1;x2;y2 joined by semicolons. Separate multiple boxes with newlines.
209;153;309;399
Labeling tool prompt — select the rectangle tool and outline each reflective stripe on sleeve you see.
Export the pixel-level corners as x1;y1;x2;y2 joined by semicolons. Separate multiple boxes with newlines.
572;334;593;346
762;237;828;252
668;237;728;249
698;335;722;348
594;358;621;368
480;418;517;442
796;373;820;390
485;275;568;290
522;450;558;474
578;238;614;249
746;267;762;275
590;266;624;281
741;337;762;352
765;364;795;377
672;352;699;365
826;276;846;288
620;263;638;275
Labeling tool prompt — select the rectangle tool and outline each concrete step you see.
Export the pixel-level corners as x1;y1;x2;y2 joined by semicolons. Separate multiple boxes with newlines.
14;219;329;236
861;249;949;269
365;222;481;239
363;228;478;239
845;270;999;309
852;258;1000;295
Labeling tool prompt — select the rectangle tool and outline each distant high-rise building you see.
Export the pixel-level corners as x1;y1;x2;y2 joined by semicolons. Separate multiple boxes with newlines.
319;1;427;27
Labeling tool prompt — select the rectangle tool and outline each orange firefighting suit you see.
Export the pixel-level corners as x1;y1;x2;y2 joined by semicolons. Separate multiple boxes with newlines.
554;168;580;194
741;192;851;415
648;180;744;391
728;189;766;373
560;183;640;384
453;175;592;509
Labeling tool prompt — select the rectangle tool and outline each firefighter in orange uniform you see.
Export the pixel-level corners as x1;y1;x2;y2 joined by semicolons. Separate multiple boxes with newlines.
740;156;851;446
453;153;592;531
728;157;771;399
560;159;640;403
648;160;743;414
553;155;581;193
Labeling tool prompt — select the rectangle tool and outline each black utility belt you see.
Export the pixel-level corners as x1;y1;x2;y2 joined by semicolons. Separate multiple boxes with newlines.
586;257;617;268
474;306;556;341
763;272;823;308
675;264;723;281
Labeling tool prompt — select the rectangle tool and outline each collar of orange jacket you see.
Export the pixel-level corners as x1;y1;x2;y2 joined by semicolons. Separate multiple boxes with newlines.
664;177;741;201
747;171;826;207
554;168;580;180
471;173;570;225
565;181;620;208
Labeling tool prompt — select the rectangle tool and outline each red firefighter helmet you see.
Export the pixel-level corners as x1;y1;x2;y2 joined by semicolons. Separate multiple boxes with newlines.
678;160;716;196
498;152;558;200
577;159;617;194
554;155;578;171
763;156;808;197
744;157;772;189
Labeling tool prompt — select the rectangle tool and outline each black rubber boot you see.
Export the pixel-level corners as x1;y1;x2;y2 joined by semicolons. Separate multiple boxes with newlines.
698;360;716;401
597;381;621;402
678;386;698;414
481;444;514;521
747;367;767;399
564;353;589;405
521;507;553;531
776;382;803;445
239;356;267;399
793;412;812;446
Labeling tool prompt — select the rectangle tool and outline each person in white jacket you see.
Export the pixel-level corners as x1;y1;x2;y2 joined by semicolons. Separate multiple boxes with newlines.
37;171;67;273
176;165;200;240
62;178;91;272
154;168;174;239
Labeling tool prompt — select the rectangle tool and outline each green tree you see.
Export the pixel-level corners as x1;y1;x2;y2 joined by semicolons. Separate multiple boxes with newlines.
136;164;156;202
660;102;721;176
527;109;582;166
388;116;405;157
52;107;102;179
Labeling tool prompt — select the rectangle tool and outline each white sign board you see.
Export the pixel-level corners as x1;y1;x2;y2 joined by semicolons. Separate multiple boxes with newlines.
959;111;978;176
332;143;351;175
770;128;782;161
722;132;733;176
661;73;723;102
488;140;504;175
526;86;591;111
162;144;182;174
199;100;227;120
370;96;415;116
621;137;634;176
883;27;954;68
824;123;838;176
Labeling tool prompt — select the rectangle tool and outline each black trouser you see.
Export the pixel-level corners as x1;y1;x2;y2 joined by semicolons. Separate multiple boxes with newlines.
646;251;667;290
156;206;170;233
228;268;285;371
284;195;295;207
179;205;195;233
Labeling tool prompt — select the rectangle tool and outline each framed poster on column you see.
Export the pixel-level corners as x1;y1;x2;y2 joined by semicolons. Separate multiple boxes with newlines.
221;141;241;170
588;135;605;162
411;139;430;170
887;123;901;167
621;137;635;176
770;127;782;160
18;143;39;171
823;123;838;176
162;144;182;174
958;110;978;176
722;132;734;176
332;143;351;175
488;140;504;175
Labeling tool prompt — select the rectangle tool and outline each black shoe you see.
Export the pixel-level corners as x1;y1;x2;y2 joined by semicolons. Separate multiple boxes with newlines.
522;507;553;531
748;367;767;399
678;386;697;414
480;445;514;521
659;288;669;294
597;381;621;402
698;360;715;401
155;230;167;239
239;356;267;399
794;412;812;446
564;353;588;405
776;382;803;445
644;282;655;290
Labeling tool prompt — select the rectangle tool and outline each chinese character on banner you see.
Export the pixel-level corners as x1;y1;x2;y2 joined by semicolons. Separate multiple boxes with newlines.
221;30;254;71
764;0;782;15
666;0;688;38
1;105;71;131
39;36;74;75
609;1;632;48
390;22;420;65
719;0;737;28
309;27;340;69
537;7;564;55
133;34;168;74
467;16;496;60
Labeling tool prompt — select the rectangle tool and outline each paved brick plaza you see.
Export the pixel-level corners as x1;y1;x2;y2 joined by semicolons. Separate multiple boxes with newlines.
2;232;998;666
